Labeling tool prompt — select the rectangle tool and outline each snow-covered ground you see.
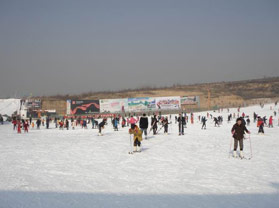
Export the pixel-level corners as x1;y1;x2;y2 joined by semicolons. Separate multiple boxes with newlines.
0;104;279;208
0;98;20;117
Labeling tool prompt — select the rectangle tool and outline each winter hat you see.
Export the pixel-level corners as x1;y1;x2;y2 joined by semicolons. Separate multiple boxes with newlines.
236;118;242;122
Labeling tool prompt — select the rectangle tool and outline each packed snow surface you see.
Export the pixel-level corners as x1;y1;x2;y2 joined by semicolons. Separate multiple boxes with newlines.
0;104;279;208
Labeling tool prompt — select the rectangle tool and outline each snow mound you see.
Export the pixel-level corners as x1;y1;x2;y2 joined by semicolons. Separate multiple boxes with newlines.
0;98;21;116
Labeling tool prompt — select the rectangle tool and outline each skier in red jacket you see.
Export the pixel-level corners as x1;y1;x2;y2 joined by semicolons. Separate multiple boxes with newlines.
17;120;21;133
24;120;29;133
269;116;273;128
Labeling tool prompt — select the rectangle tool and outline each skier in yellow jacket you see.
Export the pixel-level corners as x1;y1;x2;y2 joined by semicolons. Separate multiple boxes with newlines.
129;125;143;152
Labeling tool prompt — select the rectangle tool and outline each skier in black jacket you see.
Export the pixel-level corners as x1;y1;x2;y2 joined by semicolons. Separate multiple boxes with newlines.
201;116;207;129
177;114;186;135
139;113;149;139
98;118;107;136
151;115;158;135
231;118;250;158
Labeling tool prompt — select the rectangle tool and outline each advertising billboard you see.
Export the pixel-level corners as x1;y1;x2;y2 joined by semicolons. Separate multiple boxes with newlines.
180;96;200;105
100;99;128;113
70;100;100;115
156;96;181;110
128;97;156;112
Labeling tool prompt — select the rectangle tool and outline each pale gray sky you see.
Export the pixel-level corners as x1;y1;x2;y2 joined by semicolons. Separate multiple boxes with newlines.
0;0;278;98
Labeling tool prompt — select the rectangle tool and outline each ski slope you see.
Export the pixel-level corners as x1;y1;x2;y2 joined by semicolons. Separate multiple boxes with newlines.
0;98;20;116
0;104;278;208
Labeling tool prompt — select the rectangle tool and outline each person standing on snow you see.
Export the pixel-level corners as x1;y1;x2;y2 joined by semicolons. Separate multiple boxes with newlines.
17;119;21;134
139;113;149;139
98;118;107;136
201;116;207;129
177;113;185;135
257;117;264;134
129;125;143;152
128;115;138;129
162;117;170;134
23;120;29;133
231;118;250;158
151;115;158;135
268;116;273;128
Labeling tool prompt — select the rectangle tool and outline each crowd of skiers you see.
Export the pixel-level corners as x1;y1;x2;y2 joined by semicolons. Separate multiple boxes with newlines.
7;102;279;155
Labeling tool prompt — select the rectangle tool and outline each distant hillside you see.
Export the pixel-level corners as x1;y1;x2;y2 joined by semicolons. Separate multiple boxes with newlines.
38;77;279;110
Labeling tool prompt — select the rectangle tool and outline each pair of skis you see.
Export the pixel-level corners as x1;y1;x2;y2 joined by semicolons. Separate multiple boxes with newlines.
228;134;252;160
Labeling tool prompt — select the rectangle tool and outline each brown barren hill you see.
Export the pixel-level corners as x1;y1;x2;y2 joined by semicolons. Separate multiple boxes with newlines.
37;77;279;113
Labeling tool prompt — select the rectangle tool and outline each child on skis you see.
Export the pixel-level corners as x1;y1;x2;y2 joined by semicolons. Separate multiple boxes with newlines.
231;118;250;158
129;125;143;152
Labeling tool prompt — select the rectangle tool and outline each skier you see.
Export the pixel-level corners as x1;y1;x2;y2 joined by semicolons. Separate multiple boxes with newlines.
0;115;3;125
257;117;264;134
263;116;267;126
162;117;170;134
23;120;29;133
112;116;119;131
177;114;185;135
59;120;64;129
214;117;219;127
29;116;32;125
54;117;58;128
65;119;69;130
129;124;143;152
201;116;207;129
128;116;138;129
231;118;250;158
12;118;17;130
121;117;126;128
36;119;41;129
268;116;273;128
98;118;107;136
246;117;250;126
17;119;21;134
151;115;158;135
253;112;257;123
46;117;50;129
139;113;148;139
91;117;95;129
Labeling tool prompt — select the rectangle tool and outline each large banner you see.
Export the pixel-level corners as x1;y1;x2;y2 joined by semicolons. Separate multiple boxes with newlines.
100;99;128;113
24;99;41;109
128;97;156;112
70;100;100;115
180;96;200;105
156;96;181;110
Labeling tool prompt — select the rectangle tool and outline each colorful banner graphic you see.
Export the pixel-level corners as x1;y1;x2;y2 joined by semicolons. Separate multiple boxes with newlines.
100;99;128;113
155;96;181;110
70;100;100;115
128;97;156;112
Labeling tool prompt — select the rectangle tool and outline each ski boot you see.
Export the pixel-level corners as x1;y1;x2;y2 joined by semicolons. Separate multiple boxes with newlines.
240;151;244;159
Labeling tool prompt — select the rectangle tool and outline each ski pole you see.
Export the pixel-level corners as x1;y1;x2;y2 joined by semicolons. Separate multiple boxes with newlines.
156;125;164;134
249;134;253;159
228;136;233;158
129;134;133;154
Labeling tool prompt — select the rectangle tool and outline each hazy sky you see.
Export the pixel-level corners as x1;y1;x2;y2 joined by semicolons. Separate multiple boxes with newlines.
0;0;278;98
